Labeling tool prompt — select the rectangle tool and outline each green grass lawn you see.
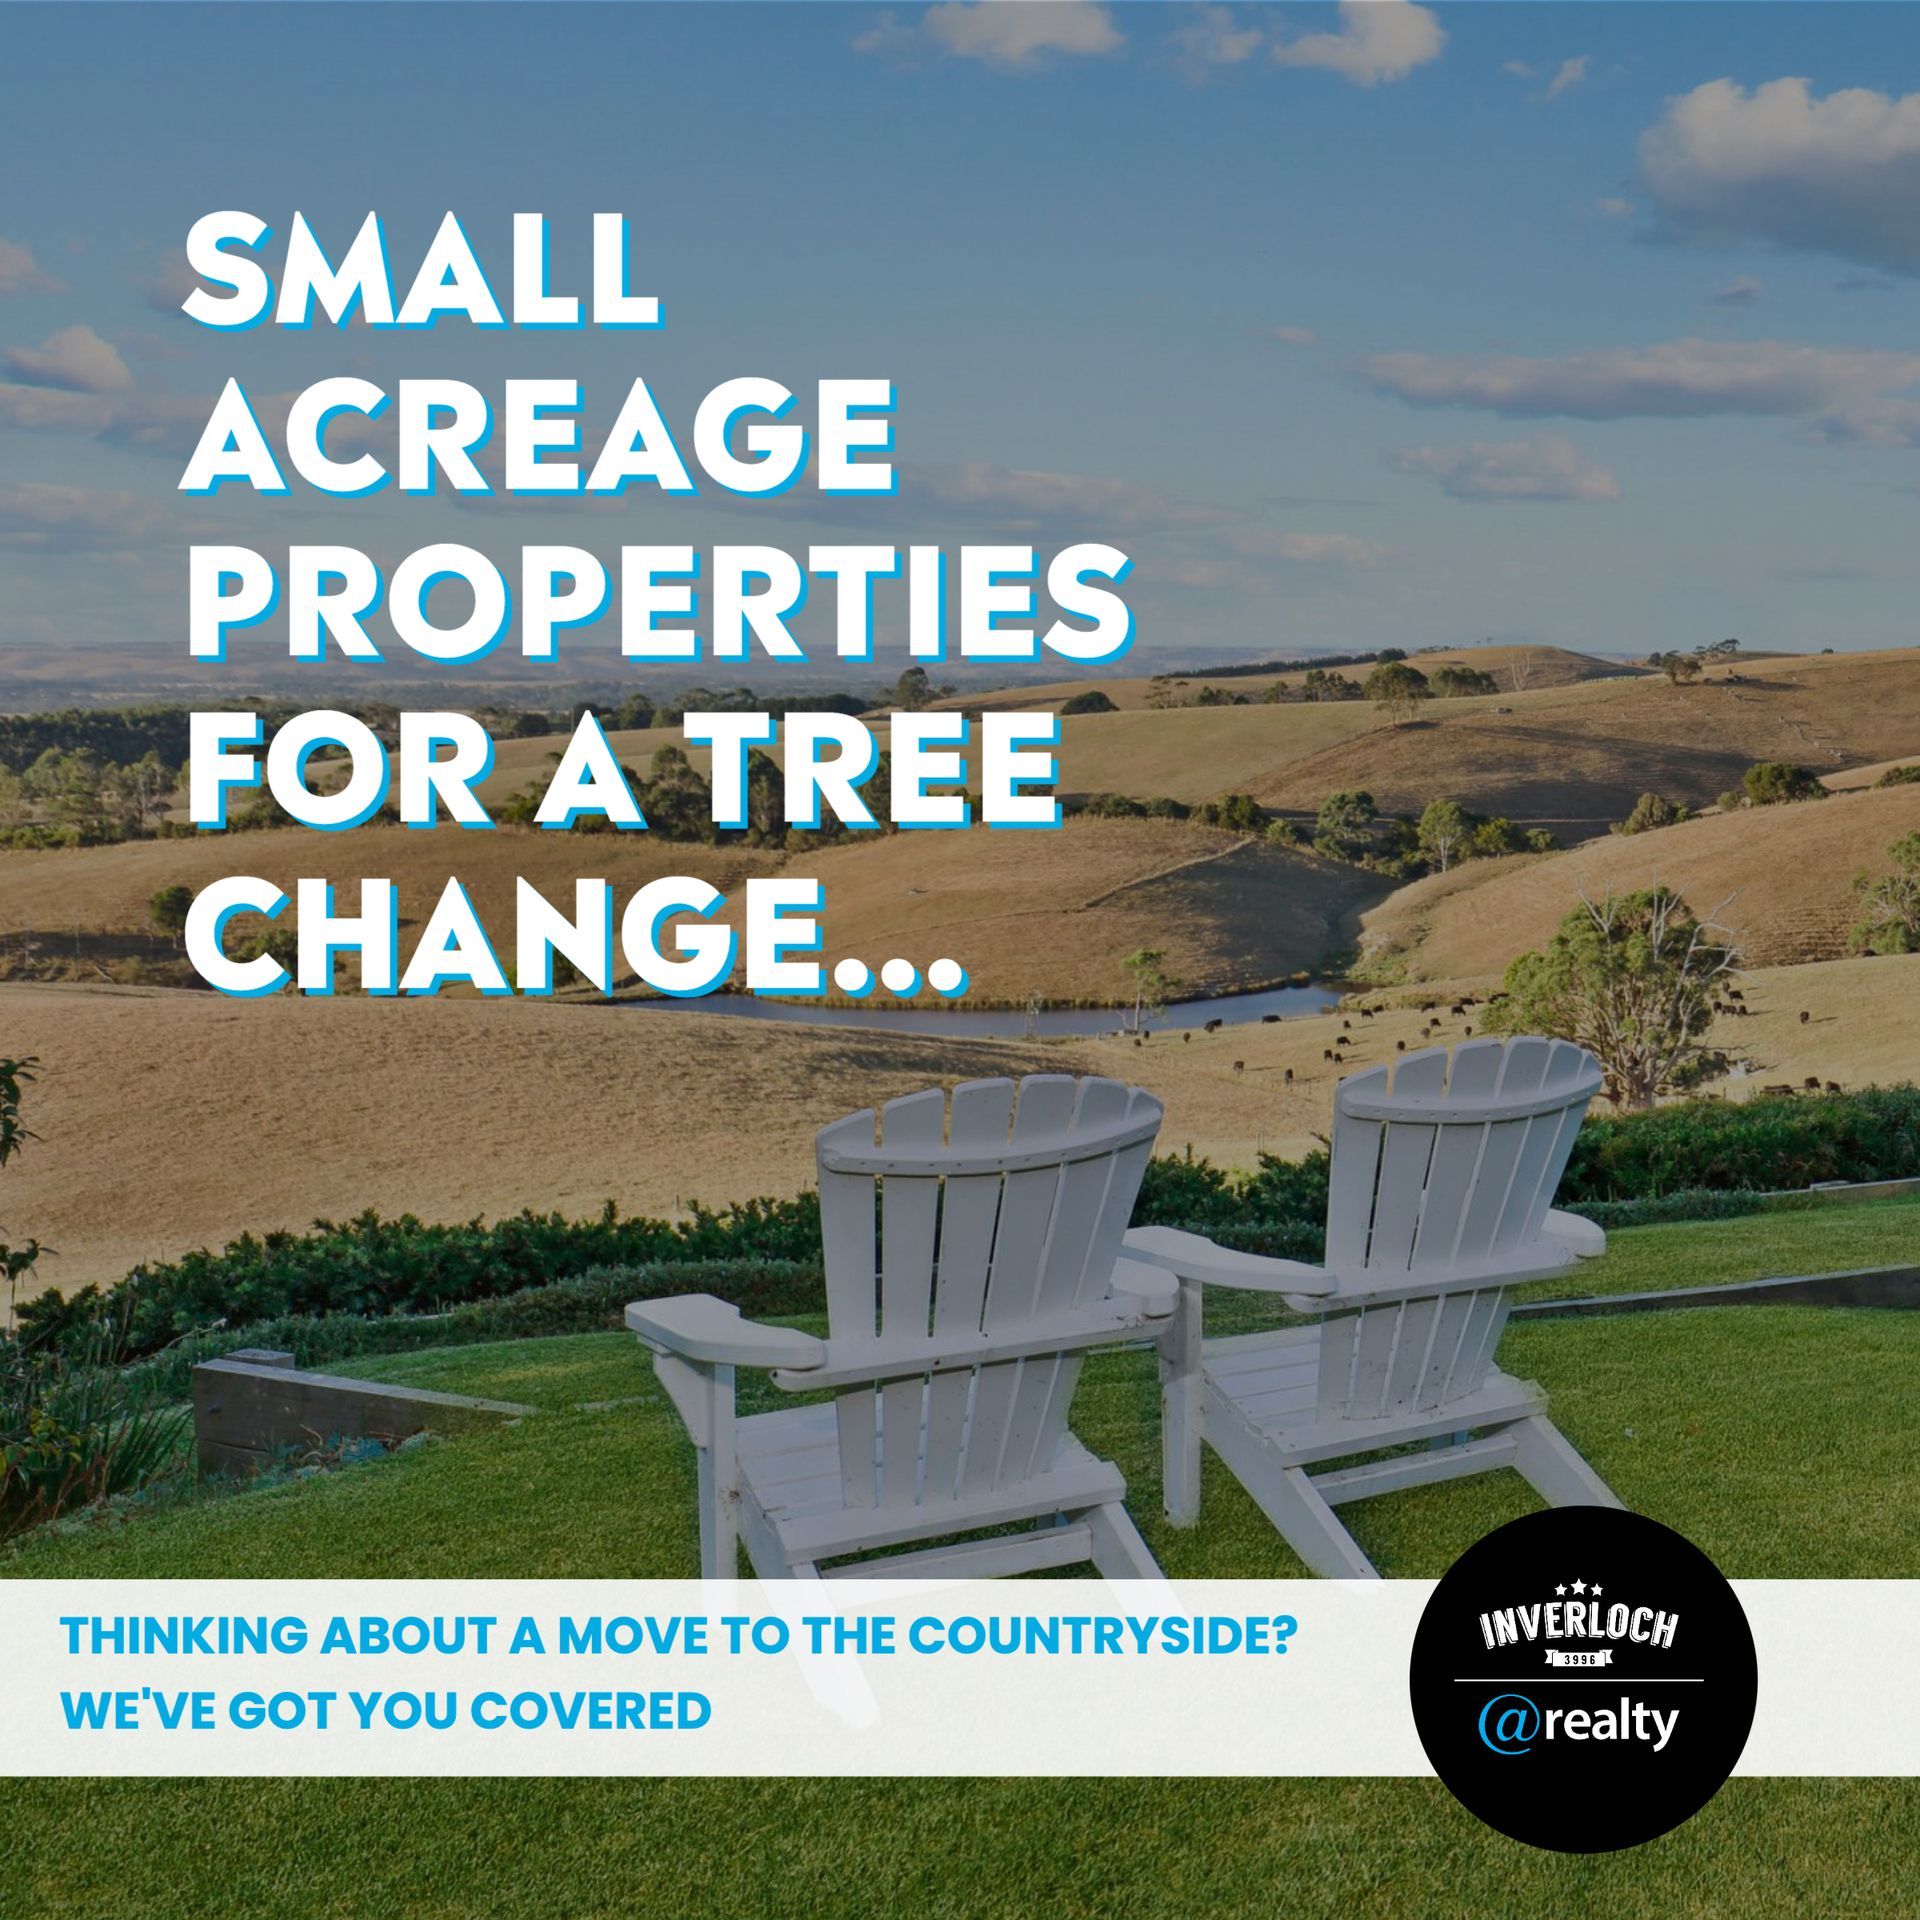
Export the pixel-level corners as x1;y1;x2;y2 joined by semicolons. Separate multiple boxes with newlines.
7;1202;1919;1916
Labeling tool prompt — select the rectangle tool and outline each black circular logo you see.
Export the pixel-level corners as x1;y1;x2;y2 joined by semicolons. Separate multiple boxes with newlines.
1409;1507;1757;1852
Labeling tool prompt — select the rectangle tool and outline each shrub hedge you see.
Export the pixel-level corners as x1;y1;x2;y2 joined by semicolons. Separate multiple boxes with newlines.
19;1198;821;1358
120;1259;826;1402
1561;1087;1920;1201
23;1088;1920;1368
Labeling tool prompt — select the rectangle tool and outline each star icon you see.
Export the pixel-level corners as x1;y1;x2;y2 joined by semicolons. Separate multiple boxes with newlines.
1555;1584;1566;1595
1570;1579;1587;1595
1591;1584;1603;1596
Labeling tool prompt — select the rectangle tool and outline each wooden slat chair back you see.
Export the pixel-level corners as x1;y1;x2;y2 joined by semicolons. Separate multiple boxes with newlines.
815;1073;1162;1515
1126;1035;1622;1579
1314;1036;1603;1422
630;1073;1172;1580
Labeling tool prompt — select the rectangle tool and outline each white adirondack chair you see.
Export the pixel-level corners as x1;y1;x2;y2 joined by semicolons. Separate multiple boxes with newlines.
629;1075;1174;1580
1125;1036;1622;1579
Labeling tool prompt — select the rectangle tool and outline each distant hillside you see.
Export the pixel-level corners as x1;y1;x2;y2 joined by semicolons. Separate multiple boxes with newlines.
928;644;1631;715
1359;779;1920;981
0;816;1378;1005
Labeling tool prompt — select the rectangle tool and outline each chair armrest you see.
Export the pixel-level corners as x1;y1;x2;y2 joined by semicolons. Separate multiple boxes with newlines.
1544;1209;1607;1260
1108;1255;1178;1317
1121;1226;1336;1296
625;1294;827;1370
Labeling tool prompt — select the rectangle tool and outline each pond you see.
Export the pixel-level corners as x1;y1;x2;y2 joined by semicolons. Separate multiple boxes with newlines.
623;981;1343;1040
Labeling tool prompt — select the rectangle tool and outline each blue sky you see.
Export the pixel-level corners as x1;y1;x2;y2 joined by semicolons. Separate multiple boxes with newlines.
5;1;1920;668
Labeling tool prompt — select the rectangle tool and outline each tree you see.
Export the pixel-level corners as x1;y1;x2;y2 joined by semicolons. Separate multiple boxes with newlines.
1507;650;1543;694
1121;949;1176;1034
1313;789;1376;861
1277;668;1361;704
1417;798;1473;873
0;1056;41;1330
1468;816;1523;859
1059;689;1117;715
1431;665;1498;698
1192;792;1265;832
1651;651;1701;685
1375;647;1407;664
1742;762;1826;807
1363;661;1431;725
1850;832;1920;955
147;884;194;948
890;667;939;711
1615;792;1689;836
1487;888;1741;1109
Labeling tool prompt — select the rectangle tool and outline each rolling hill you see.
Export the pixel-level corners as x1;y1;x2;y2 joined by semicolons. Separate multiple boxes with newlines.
925;644;1633;714
0;817;1378;1005
1359;779;1920;981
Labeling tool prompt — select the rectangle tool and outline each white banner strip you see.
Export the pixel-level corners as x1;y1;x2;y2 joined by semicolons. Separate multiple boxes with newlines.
0;1579;1911;1777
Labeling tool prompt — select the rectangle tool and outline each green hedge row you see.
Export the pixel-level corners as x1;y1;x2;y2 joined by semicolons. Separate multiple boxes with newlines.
1561;1086;1920;1200
122;1260;826;1402
23;1088;1920;1367
19;1198;822;1358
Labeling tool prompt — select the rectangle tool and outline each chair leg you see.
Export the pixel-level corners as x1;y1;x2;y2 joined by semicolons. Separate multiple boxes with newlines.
1085;1500;1166;1579
1251;1465;1382;1580
1509;1414;1623;1510
1159;1277;1204;1528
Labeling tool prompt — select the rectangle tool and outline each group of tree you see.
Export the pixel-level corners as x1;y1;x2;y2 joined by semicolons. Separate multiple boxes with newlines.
1851;832;1920;955
1077;791;1189;821
0;748;178;847
1365;661;1432;725
1416;799;1556;872
1614;792;1691;836
1738;762;1827;808
1649;638;1741;685
0;704;212;773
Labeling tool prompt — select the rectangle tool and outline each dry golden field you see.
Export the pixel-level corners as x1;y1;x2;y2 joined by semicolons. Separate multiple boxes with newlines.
1245;649;1920;828
9;951;1919;1301
0;817;1378;1004
1360;780;1920;980
897;648;1920;827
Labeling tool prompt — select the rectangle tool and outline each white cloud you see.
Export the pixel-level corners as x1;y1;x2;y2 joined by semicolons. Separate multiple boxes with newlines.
1170;4;1264;77
0;236;63;296
859;1;1122;70
3;324;132;394
1270;324;1316;346
1595;196;1635;219
1395;433;1620;502
1227;527;1384;566
1356;338;1920;419
914;459;1225;531
1638;77;1920;276
1503;60;1534;81
1544;55;1589;103
1807;398;1920;446
1272;0;1443;88
1711;275;1766;308
136;249;199;314
0;482;177;554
